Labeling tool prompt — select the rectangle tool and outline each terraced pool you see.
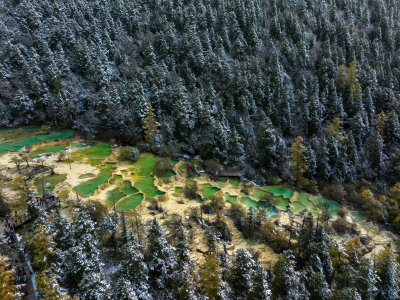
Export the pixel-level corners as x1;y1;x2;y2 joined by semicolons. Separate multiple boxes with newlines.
74;164;116;196
30;143;69;158
201;183;221;199
116;193;144;210
34;174;67;193
0;129;75;155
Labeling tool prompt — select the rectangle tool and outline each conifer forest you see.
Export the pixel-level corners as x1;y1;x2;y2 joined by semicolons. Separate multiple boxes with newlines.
1;0;400;299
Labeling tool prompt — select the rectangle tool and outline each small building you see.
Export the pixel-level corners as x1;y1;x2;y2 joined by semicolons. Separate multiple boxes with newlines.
218;166;242;178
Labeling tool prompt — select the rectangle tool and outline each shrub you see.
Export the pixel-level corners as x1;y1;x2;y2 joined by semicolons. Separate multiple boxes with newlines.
153;157;174;177
337;207;348;218
321;184;346;204
118;147;139;162
184;181;198;200
332;217;358;235
184;161;196;177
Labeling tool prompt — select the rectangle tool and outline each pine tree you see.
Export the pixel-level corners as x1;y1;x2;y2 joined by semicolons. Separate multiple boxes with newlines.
333;288;362;300
248;263;271;300
143;103;158;150
385;110;400;142
200;253;222;299
366;131;385;175
375;248;400;300
326;118;344;142
376;110;387;139
36;272;71;300
120;238;151;300
146;219;177;298
289;136;307;184
229;249;256;297
79;272;111;300
257;118;277;168
227;128;244;165
271;252;307;300
113;278;138;300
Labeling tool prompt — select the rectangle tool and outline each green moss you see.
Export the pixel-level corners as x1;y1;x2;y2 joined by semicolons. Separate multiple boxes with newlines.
34;174;67;193
178;165;185;174
225;193;238;204
79;173;95;179
201;184;221;199
116;193;144;211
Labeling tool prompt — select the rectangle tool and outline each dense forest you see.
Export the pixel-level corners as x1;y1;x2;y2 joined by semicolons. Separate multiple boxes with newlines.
1;0;400;184
1;202;399;300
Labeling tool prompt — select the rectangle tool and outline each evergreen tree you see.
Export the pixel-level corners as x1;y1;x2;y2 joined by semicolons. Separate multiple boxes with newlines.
271;252;307;300
200;253;222;300
144;103;158;150
121;238;151;300
227;128;244;165
289;136;307;184
113;278;138;300
375;248;400;300
146;219;177;298
366;131;385;175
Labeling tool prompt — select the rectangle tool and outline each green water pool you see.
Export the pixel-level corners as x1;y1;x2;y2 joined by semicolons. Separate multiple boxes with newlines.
0;129;75;155
30;143;69;158
240;197;259;208
106;189;126;205
120;180;138;195
274;196;290;211
314;197;340;216
34;174;67;193
116;193;144;210
229;178;240;187
201;183;221;199
74;164;115;196
225;193;238;204
109;174;122;184
266;206;279;219
72;142;112;157
79;173;96;179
